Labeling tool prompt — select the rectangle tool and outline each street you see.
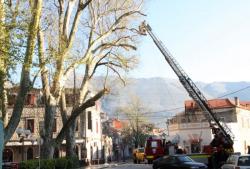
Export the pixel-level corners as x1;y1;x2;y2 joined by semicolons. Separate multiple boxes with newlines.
108;164;152;169
83;162;152;169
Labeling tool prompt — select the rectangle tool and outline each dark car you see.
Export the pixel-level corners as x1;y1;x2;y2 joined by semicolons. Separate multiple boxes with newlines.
2;162;19;169
152;154;208;169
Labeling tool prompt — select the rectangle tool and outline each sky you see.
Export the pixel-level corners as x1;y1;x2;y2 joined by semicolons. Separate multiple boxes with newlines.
130;0;250;83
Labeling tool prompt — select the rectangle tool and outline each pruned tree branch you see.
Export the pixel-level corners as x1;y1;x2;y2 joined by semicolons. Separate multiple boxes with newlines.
55;88;109;144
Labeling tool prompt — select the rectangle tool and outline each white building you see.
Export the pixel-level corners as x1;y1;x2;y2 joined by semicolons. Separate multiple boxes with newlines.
166;97;250;154
3;89;106;164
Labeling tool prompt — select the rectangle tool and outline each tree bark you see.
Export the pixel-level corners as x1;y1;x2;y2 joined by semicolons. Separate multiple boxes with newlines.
0;0;8;127
4;0;43;143
66;123;76;157
41;101;57;159
38;28;57;159
60;90;77;158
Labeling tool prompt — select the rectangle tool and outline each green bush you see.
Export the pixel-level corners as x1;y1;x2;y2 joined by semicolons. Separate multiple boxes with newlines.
55;157;68;169
40;159;55;169
65;156;79;169
20;159;55;169
19;157;79;169
19;160;39;169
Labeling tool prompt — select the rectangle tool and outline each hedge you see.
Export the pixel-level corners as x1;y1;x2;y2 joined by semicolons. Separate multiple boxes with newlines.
19;156;79;169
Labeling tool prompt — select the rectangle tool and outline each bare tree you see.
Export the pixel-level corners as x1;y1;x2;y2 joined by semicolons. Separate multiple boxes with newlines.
118;94;150;148
37;0;145;159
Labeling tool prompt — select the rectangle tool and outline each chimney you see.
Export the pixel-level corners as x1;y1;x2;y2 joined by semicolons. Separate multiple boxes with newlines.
234;97;240;106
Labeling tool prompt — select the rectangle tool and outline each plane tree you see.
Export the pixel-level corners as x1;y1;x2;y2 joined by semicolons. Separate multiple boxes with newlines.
0;0;145;160
37;0;145;158
0;0;43;144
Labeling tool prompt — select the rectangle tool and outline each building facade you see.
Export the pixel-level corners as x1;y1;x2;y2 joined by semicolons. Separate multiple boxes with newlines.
3;89;106;164
166;97;250;154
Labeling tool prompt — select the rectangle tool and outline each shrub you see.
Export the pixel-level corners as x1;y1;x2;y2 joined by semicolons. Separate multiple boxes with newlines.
19;160;38;169
55;157;68;169
40;159;55;169
19;157;79;169
65;156;79;169
20;159;54;169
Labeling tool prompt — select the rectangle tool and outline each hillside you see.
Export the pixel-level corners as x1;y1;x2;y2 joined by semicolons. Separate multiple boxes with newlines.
66;76;250;126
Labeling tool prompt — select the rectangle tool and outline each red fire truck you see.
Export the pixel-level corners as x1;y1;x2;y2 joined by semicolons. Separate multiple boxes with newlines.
144;137;165;164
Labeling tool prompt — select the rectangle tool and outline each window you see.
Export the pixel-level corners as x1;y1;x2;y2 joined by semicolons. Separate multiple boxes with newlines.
53;119;57;132
191;142;201;153
88;111;92;130
26;119;35;133
151;141;158;148
238;156;250;166
3;149;13;162
27;147;33;160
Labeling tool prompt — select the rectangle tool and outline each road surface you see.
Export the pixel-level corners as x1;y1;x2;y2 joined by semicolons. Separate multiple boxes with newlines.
83;163;152;169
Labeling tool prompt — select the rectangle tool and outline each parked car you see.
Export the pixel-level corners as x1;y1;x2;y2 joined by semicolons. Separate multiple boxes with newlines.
152;154;208;169
187;153;211;166
2;162;19;169
221;154;250;169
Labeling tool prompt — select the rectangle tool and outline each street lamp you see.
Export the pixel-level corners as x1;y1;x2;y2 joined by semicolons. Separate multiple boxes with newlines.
16;128;31;161
36;137;43;169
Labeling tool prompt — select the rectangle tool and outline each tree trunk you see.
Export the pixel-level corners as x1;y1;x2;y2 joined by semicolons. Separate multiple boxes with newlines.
4;0;43;143
0;0;8;127
41;102;56;159
66;122;76;157
41;137;55;159
0;59;8;126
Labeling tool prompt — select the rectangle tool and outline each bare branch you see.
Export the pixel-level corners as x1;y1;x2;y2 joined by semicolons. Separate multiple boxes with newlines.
90;10;142;48
55;88;109;144
68;0;92;48
60;89;68;123
30;69;42;88
63;0;77;37
89;51;111;78
38;28;51;98
107;64;126;86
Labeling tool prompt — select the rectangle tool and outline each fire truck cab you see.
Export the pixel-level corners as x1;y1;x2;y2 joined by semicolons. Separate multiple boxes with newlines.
144;137;165;164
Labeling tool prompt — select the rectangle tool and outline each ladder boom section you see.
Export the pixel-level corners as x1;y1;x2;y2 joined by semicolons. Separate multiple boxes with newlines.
140;22;234;145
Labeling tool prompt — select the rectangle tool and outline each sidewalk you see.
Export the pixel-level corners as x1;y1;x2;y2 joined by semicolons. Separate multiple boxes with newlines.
80;160;132;169
81;163;118;169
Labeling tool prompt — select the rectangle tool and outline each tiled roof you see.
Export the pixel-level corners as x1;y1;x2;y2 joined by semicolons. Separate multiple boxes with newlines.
185;98;250;111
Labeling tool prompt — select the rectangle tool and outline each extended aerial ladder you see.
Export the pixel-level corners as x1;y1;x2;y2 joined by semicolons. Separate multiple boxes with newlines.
139;21;234;148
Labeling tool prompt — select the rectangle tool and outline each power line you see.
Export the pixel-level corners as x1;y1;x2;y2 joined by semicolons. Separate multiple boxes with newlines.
143;84;250;116
217;85;250;98
109;85;250;123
